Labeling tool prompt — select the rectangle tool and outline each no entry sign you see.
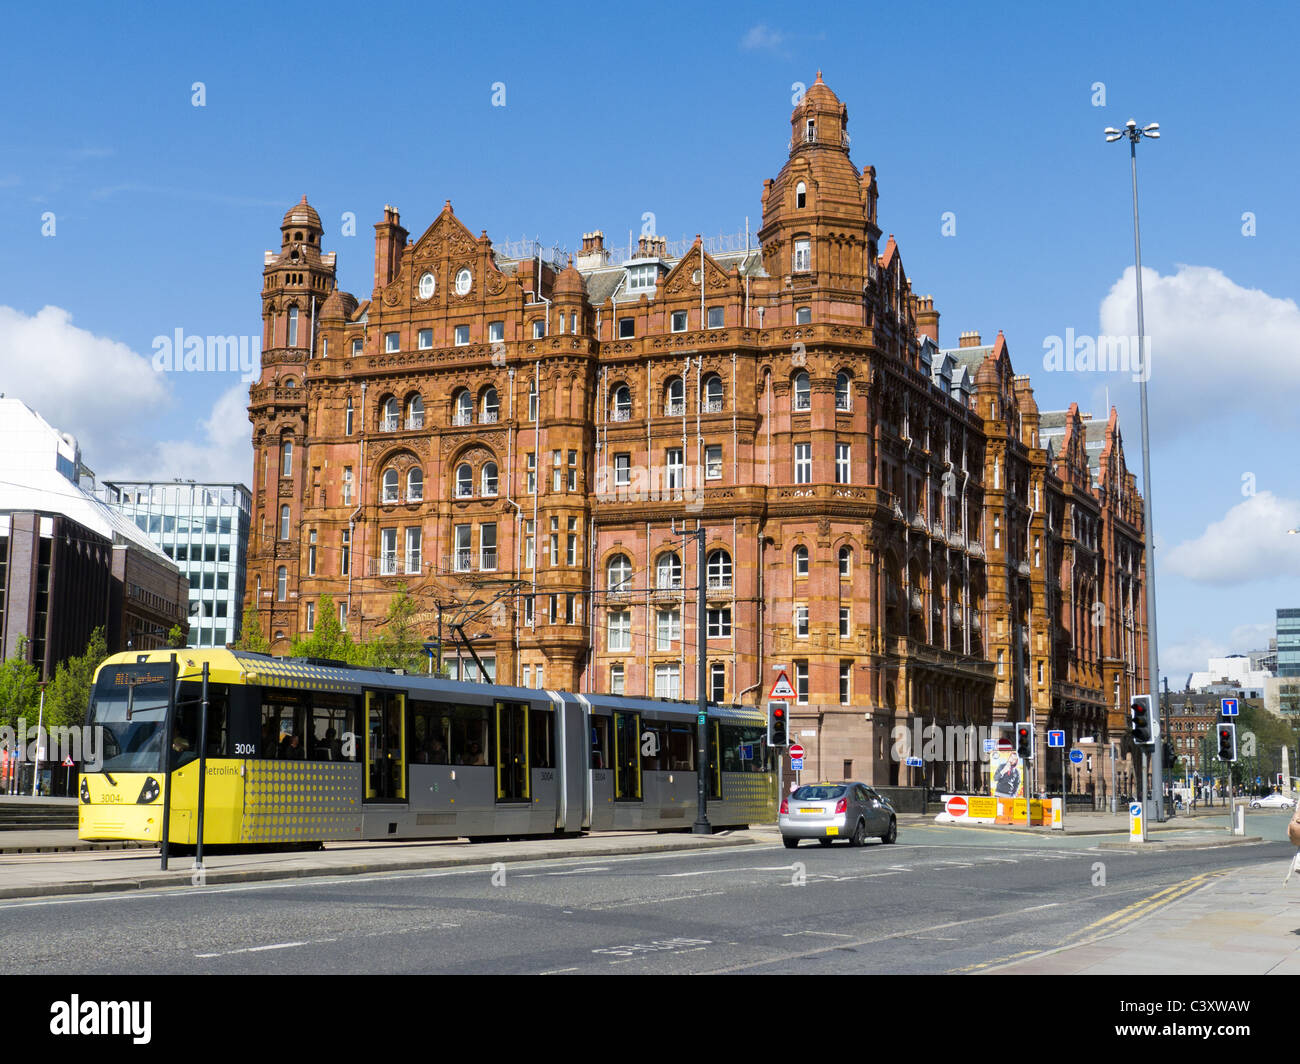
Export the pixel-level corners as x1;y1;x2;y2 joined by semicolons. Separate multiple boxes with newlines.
946;796;968;817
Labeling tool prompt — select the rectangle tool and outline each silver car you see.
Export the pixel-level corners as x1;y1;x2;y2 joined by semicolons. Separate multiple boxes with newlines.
1249;793;1295;809
779;781;897;848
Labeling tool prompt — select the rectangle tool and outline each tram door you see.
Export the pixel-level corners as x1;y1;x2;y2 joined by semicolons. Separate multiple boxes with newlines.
364;690;406;801
613;711;642;800
495;701;530;802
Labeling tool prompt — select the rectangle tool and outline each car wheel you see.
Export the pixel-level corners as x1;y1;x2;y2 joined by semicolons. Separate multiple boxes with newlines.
783;837;800;849
881;817;897;844
818;837;834;847
849;819;867;847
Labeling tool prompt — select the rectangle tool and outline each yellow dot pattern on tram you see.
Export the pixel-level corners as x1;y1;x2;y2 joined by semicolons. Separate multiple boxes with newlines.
240;761;363;843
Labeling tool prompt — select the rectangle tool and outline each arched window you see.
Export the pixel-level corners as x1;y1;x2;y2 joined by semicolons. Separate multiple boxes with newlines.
276;566;287;601
481;387;499;423
839;546;853;578
793;372;811;411
656;552;682;590
406;394;424;430
345;396;354;435
407;468;423;501
382;468;399;503
706;549;732;590
796;181;807;208
283;378;298;388
607;553;632;590
611;384;631;421
702;375;723;412
287;306;299;347
481;462;499;496
835;372;851;411
456;463;473;497
280;436;293;477
382;395;400;431
455;389;473;426
527;379;538;421
279;505;290;540
664;377;685;416
794;545;809;576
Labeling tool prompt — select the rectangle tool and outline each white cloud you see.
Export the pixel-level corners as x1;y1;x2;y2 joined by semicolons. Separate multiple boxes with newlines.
1164;491;1300;585
740;23;787;52
0;304;169;464
1098;265;1300;438
1161;620;1275;684
0;304;252;486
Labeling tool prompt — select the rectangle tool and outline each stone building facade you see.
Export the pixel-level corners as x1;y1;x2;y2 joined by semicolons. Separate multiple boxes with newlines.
244;73;1148;790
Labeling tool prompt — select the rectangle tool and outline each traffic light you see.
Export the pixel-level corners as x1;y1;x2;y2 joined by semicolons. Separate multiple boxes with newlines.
767;702;789;748
1217;723;1237;763
1162;739;1175;772
1129;695;1155;745
1015;722;1034;761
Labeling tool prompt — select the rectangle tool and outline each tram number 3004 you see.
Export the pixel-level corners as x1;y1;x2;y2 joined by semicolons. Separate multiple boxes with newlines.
234;743;258;756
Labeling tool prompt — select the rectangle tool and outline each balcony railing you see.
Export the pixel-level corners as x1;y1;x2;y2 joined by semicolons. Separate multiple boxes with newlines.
611;407;631;422
453;411;474;426
480;548;498;571
702;399;723;414
381;416;399;432
380;553;397;576
453;549;472;572
665;401;685;417
405;415;424;430
481;410;499;424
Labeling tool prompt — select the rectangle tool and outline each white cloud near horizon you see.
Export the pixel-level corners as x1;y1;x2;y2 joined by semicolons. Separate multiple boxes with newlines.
1098;265;1300;438
740;23;787;52
1164;490;1300;586
1162;620;1276;685
0;304;252;486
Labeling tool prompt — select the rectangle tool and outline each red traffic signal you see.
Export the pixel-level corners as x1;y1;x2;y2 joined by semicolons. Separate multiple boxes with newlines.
767;703;789;747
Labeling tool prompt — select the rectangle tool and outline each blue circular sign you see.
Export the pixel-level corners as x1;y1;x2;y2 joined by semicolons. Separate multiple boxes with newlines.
1069;749;1085;764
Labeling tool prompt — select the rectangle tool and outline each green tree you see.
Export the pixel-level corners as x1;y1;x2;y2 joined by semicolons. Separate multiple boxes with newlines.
43;628;108;729
167;624;187;649
289;593;354;662
0;636;41;730
366;586;425;673
235;621;271;654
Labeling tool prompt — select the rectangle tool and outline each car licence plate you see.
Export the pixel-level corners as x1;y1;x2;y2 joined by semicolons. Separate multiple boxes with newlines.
825;826;838;836
800;807;821;814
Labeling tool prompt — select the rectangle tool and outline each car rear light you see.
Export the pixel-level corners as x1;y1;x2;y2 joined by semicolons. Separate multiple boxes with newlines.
779;798;789;814
835;797;847;814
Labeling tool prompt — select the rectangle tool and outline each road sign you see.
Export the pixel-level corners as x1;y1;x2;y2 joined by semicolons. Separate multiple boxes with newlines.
946;796;968;817
790;758;804;772
983;739;996;753
768;669;796;700
61;756;74;768
788;744;805;760
905;756;924;768
1069;749;1084;764
1047;730;1065;748
1221;697;1239;716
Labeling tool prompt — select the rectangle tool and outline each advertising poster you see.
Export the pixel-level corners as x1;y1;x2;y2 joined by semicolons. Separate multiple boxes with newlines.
990;748;1025;799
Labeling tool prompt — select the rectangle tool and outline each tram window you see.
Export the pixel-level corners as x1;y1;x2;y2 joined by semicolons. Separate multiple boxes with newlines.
641;720;667;771
311;694;358;761
720;724;770;773
529;709;553;769
409;701;451;764
667;724;695;771
707;723;722;798
261;697;308;759
170;683;231;765
590;716;610;770
449;704;491;766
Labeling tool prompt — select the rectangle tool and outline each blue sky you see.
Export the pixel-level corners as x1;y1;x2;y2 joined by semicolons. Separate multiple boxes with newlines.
1;0;1297;681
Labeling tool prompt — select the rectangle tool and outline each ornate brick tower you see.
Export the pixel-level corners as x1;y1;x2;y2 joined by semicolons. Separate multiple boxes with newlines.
247;197;338;646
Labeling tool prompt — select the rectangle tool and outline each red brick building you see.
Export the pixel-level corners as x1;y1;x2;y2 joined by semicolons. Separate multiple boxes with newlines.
245;73;1147;790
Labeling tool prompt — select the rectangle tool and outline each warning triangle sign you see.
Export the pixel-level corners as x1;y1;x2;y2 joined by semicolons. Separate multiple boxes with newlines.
769;670;796;700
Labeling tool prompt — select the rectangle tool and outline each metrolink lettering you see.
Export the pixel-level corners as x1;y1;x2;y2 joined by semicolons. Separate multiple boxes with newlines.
49;995;151;1044
0;719;103;772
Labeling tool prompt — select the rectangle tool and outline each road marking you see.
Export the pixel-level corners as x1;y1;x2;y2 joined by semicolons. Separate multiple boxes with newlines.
196;939;318;959
980;858;1018;863
590;890;726;910
782;930;854;938
539;967;578;975
658;865;795;878
516;866;611;878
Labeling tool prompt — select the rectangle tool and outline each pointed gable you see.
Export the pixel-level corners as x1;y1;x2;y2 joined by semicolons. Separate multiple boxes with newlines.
659;239;734;297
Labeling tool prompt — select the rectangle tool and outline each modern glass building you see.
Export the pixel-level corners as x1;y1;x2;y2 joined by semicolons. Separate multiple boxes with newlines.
99;482;251;648
1277;608;1300;678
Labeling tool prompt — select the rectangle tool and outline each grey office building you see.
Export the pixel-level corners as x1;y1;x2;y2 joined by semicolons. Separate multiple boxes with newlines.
1278;608;1300;678
100;482;251;648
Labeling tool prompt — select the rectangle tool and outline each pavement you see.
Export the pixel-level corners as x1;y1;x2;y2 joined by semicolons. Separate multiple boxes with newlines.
992;857;1300;974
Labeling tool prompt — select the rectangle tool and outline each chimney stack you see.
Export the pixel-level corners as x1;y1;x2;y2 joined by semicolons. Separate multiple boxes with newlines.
915;295;939;344
576;230;609;269
958;330;982;348
373;205;408;293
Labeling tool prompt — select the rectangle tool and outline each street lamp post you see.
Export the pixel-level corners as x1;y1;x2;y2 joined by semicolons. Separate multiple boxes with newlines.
1105;118;1165;820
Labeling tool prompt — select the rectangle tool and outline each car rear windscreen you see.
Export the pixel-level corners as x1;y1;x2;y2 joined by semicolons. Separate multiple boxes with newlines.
792;785;846;800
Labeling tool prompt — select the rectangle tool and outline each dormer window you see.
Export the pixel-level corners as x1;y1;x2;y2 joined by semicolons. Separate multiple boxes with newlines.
796;182;807;208
626;263;658;293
